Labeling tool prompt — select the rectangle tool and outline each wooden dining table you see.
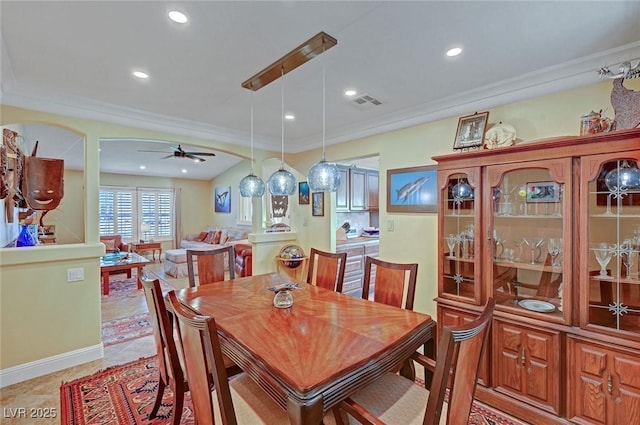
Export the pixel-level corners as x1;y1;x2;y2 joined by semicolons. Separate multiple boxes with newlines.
174;272;435;425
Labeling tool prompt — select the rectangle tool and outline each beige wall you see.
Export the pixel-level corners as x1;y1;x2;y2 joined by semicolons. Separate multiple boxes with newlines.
1;78;638;382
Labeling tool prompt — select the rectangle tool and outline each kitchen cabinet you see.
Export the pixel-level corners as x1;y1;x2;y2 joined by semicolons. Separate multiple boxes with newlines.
336;166;350;211
367;170;379;210
336;239;379;298
433;129;640;425
335;166;378;211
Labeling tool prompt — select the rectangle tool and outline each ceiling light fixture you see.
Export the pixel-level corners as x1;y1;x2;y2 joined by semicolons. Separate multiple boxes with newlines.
240;32;337;196
284;113;295;120
181;169;188;174
446;47;462;57
168;10;188;23
307;35;340;193
133;71;149;79
267;67;297;196
239;88;266;197
345;89;357;97
139;165;146;170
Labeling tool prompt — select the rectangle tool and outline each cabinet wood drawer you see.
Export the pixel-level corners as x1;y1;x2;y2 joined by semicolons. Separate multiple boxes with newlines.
364;244;379;257
337;245;365;257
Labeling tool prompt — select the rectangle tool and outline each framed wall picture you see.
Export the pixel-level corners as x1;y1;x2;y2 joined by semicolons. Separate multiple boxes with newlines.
387;165;438;213
312;192;324;216
298;181;310;204
214;186;231;213
453;111;489;150
526;181;560;203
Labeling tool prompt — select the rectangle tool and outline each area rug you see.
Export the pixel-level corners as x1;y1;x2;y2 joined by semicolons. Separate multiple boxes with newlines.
101;313;153;347
60;357;528;425
102;273;176;301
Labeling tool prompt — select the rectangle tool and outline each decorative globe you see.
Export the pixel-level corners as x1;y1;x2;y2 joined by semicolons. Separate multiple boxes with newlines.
279;244;305;269
452;182;474;199
605;162;640;191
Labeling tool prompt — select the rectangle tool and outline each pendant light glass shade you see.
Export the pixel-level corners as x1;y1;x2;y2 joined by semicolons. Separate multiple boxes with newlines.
268;67;297;196
308;156;341;192
239;90;265;197
268;168;297;195
239;173;265;197
307;38;340;192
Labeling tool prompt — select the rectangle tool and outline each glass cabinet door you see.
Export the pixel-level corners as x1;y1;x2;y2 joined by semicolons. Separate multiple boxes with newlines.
439;168;481;304
582;154;640;339
486;158;572;324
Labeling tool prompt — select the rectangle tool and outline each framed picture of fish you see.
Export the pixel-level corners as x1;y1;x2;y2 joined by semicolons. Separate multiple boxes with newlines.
387;165;438;213
453;111;489;150
214;186;231;213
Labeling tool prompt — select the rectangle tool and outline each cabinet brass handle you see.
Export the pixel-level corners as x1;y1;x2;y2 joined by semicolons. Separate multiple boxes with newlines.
607;373;613;396
521;347;526;366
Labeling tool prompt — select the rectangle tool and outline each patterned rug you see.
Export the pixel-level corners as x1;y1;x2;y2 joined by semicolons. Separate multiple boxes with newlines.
101;313;153;347
101;273;176;346
60;357;528;425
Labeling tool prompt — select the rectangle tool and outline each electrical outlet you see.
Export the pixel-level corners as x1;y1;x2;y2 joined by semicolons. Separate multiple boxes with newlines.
386;219;394;232
67;268;84;282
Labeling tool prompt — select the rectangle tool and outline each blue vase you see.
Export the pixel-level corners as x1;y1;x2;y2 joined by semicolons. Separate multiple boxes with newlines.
17;224;38;247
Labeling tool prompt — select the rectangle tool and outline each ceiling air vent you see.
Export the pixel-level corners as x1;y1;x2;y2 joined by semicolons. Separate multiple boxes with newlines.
352;94;382;106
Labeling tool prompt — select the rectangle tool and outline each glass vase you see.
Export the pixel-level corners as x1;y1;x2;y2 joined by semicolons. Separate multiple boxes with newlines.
17;224;38;247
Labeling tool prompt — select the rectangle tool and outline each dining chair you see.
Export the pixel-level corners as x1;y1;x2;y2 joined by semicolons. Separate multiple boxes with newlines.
306;248;347;292
332;298;496;425
186;245;235;287
362;256;418;310
166;291;290;424
141;276;188;425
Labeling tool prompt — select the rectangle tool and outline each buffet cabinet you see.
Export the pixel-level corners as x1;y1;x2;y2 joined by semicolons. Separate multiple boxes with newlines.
433;129;640;425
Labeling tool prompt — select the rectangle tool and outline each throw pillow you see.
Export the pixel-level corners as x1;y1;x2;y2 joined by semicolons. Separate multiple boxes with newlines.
103;239;116;252
212;230;222;244
219;229;229;245
195;231;208;242
203;231;216;244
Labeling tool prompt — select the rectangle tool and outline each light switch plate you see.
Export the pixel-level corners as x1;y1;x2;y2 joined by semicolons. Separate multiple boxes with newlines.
67;268;84;282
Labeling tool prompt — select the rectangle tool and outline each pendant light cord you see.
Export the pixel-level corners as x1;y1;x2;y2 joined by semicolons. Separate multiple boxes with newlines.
322;40;326;162
250;88;255;173
280;66;285;167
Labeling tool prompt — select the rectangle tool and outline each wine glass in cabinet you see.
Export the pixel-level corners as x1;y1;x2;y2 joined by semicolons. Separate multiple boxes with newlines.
485;158;572;324
580;154;640;340
438;168;482;305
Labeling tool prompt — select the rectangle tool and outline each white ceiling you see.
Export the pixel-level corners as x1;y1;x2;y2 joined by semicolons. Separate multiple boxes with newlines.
2;1;639;180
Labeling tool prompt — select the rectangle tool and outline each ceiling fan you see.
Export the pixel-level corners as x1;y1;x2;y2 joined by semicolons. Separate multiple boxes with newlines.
138;144;216;162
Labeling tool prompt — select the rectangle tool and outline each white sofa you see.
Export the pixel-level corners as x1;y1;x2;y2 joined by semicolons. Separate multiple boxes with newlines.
180;227;248;250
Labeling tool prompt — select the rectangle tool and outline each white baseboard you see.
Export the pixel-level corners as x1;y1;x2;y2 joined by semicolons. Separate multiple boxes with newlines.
0;343;104;388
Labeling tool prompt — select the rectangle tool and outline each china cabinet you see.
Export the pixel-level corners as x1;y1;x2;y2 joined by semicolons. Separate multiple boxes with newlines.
433;128;640;425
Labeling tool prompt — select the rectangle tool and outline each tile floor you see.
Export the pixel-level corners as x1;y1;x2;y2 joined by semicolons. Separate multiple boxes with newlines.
0;260;188;425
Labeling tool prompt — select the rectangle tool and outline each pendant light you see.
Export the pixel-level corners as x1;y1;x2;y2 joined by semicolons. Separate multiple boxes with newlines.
239;88;265;197
267;67;297;196
307;37;340;192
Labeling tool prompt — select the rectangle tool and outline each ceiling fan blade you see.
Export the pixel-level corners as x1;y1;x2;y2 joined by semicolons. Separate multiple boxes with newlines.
162;154;174;159
184;152;216;156
185;153;206;162
138;149;171;153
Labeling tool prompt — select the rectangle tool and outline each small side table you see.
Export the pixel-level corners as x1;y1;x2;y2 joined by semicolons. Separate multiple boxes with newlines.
129;241;162;262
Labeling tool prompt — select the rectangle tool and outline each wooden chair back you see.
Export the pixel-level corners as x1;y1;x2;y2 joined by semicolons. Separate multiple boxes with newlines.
141;276;186;424
166;291;236;425
187;245;235;287
362;256;418;310
425;298;495;425
306;248;347;292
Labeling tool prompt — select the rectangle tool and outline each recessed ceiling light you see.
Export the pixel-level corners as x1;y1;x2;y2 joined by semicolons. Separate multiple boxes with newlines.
193;158;202;163
344;89;357;97
139;165;146;170
181;169;188;173
168;10;188;24
133;71;149;79
446;47;462;57
284;113;295;120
